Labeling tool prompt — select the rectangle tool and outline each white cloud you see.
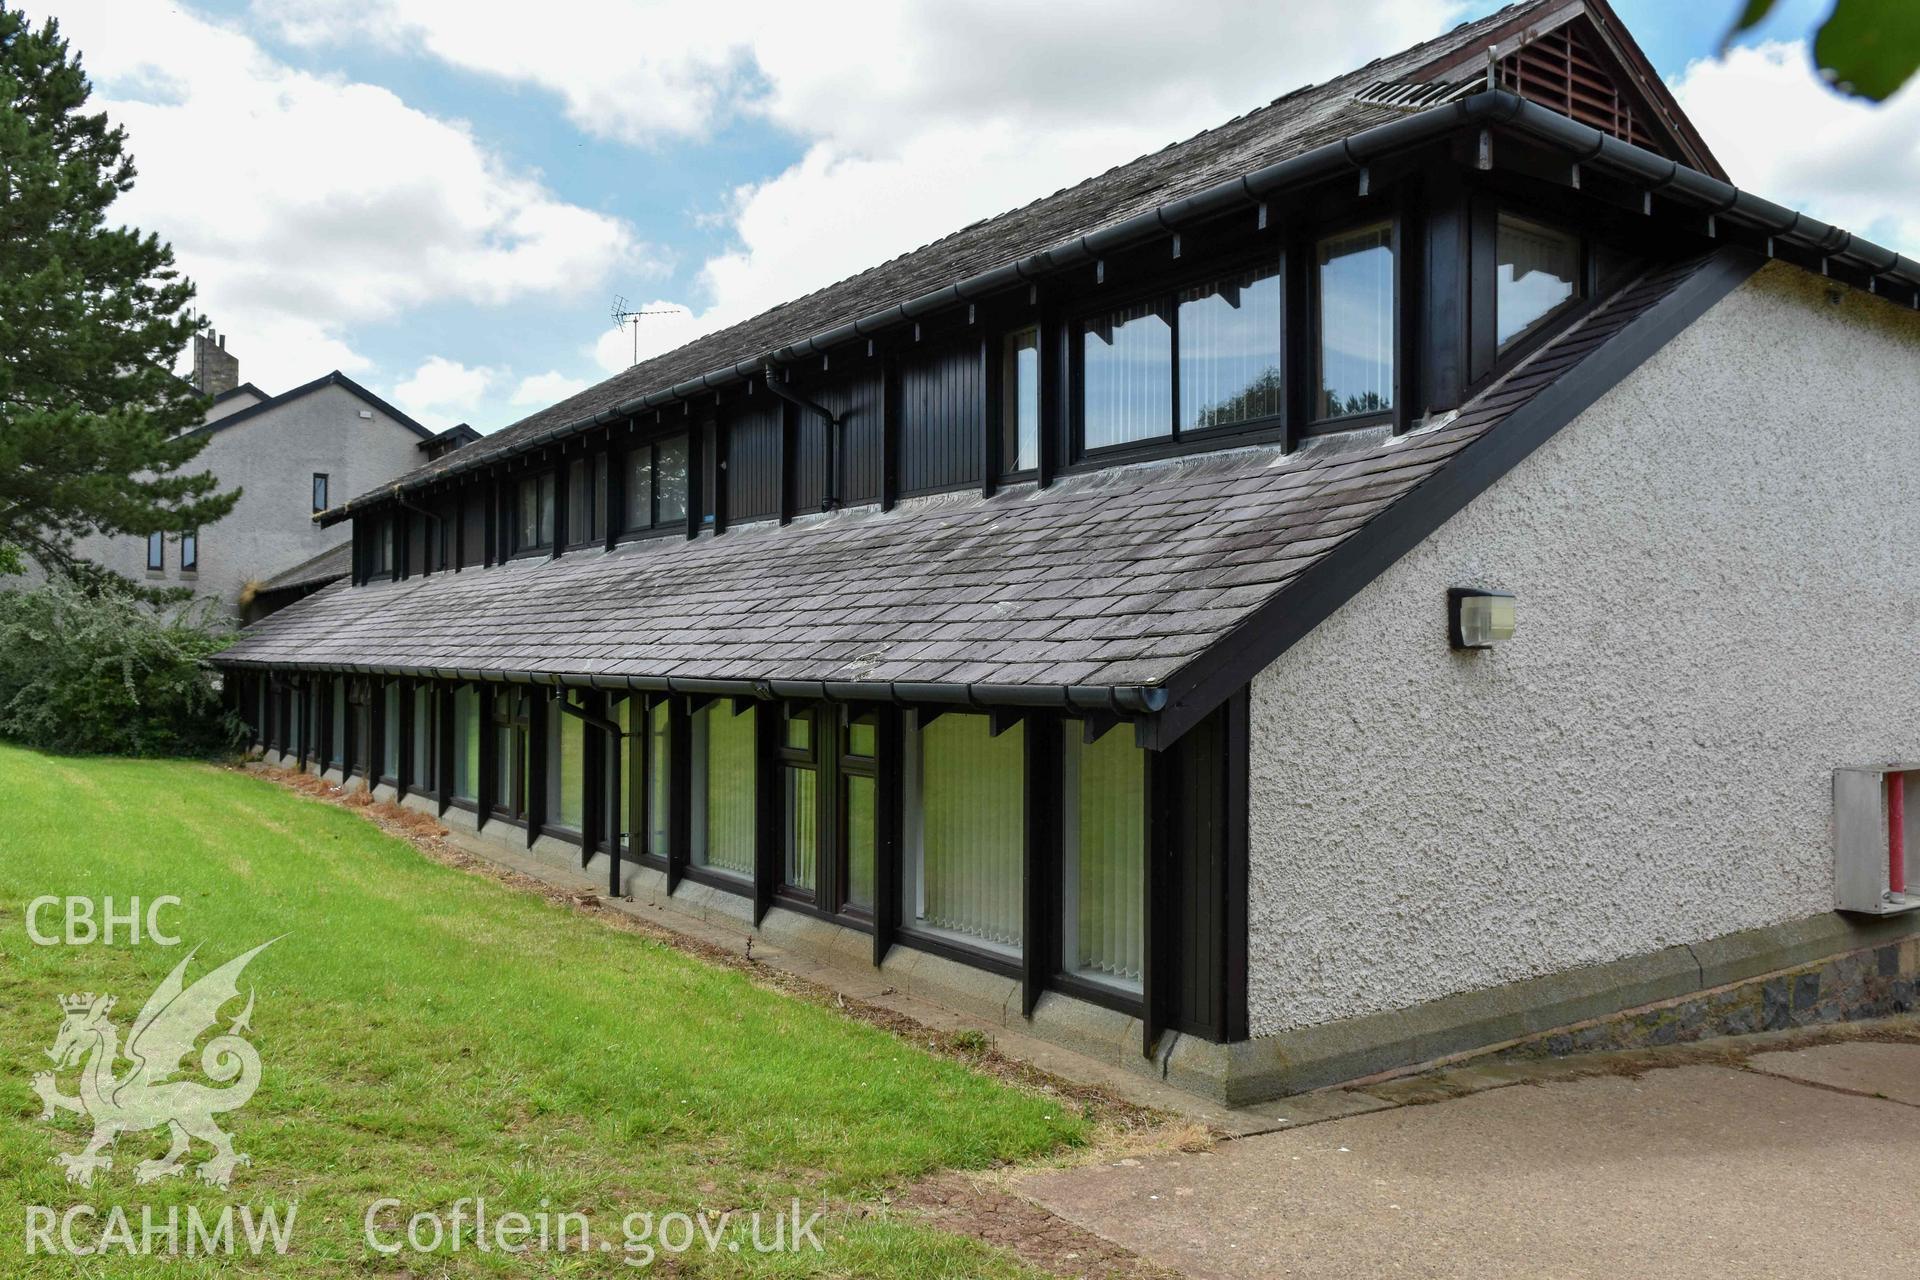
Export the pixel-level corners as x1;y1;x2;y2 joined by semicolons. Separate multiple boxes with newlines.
511;369;591;405
396;355;495;411
1672;41;1920;257
262;0;1476;367
36;1;657;393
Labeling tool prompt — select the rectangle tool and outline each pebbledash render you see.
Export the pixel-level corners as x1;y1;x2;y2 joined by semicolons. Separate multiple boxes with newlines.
215;0;1920;1102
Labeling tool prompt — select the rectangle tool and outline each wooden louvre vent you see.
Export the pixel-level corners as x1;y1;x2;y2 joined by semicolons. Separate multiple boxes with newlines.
1497;22;1663;153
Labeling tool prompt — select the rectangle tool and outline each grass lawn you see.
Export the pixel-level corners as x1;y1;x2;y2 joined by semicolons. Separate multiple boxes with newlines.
0;744;1097;1276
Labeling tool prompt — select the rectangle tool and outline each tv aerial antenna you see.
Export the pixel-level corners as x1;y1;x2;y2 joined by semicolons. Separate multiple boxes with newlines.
610;296;687;367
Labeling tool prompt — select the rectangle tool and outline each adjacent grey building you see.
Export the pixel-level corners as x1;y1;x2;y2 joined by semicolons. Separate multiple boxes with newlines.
71;333;478;615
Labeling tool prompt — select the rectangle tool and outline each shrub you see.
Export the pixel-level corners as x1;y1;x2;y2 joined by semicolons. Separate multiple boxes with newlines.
0;578;242;757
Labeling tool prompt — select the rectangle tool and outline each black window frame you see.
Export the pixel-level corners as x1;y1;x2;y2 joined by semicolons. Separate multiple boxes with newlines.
510;471;558;557
489;686;532;824
311;473;329;514
1068;247;1288;465
616;432;692;540
1308;216;1399;431
564;454;609;550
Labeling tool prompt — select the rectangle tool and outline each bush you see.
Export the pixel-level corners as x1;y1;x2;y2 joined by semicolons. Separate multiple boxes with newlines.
0;578;242;756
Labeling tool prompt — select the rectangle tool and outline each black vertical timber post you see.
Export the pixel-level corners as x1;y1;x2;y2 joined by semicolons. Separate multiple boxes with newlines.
436;681;455;818
1037;301;1063;488
666;694;691;893
878;357;899;512
871;705;904;968
1142;735;1176;1058
1393;175;1422;435
526;687;547;848
979;332;999;499
1224;687;1251;1043
1284;232;1310;450
753;701;779;924
605;433;625;552
1022;714;1058;1019
606;702;624;894
396;677;414;799
477;683;498;828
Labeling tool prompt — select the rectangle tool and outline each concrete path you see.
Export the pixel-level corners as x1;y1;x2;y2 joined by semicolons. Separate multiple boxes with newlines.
1023;1045;1920;1279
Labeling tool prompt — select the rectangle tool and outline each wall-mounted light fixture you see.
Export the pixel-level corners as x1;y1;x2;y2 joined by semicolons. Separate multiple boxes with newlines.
1449;588;1515;650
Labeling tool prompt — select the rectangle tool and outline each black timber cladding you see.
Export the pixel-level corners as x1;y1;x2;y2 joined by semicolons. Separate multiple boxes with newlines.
221;253;1741;725
328;1;1587;517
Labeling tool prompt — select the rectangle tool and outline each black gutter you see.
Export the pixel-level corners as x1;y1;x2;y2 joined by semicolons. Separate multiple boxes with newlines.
325;87;1920;529
211;655;1168;717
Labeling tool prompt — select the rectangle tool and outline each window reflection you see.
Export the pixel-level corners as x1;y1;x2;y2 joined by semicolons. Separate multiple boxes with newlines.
1316;222;1394;420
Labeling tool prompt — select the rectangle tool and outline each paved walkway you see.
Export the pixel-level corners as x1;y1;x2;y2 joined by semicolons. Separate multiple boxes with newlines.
1022;1042;1920;1279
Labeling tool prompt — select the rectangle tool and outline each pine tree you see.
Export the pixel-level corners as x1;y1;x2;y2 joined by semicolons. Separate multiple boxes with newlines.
0;9;235;582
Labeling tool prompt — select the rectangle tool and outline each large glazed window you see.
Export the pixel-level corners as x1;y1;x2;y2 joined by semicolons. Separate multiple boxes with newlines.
328;677;346;768
621;434;690;533
646;700;670;858
1081;301;1173;451
1061;728;1146;993
547;698;585;832
690;703;754;879
565;456;608;547
1178;268;1282;432
1497;213;1582;351
779;705;817;895
841;715;877;913
515;473;557;553
451;686;480;803
381;682;399;781
412;685;436;795
1315;221;1394;421
904;712;1024;958
1000;327;1040;474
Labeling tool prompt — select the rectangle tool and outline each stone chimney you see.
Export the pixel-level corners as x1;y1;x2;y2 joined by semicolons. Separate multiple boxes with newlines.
191;330;240;397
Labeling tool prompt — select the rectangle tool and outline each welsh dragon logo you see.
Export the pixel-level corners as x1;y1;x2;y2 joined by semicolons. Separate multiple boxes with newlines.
32;940;278;1189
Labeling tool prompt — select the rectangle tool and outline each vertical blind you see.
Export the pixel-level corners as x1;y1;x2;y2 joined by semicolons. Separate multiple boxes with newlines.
1316;222;1395;419
1061;728;1146;991
1081;302;1173;450
382;683;399;777
907;713;1024;955
412;685;434;792
845;773;876;911
451;686;479;802
647;701;671;858
692;705;755;877
1178;268;1282;431
548;700;585;830
784;767;816;891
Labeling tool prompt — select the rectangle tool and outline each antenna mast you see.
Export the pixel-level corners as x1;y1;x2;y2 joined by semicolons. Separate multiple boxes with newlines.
610;296;688;368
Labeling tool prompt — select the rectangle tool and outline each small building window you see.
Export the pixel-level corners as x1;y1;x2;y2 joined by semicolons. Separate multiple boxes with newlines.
451;685;480;804
1179;268;1283;432
146;532;164;571
1000;327;1040;474
180;529;198;572
492;688;530;820
312;473;329;513
412;684;437;797
841;713;878;913
1497;212;1583;351
514;473;557;553
546;696;585;832
903;712;1024;958
1315;221;1395;421
621;434;691;534
565;456;608;547
368;515;393;577
381;682;400;782
328;676;346;769
690;702;754;880
779;705;817;897
1061;727;1146;994
1081;301;1173;451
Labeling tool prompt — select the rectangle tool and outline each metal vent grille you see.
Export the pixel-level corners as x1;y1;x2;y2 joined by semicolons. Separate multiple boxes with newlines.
1349;78;1483;112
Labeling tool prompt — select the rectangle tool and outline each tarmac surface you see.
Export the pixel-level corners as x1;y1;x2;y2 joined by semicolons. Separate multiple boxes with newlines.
1022;1042;1920;1279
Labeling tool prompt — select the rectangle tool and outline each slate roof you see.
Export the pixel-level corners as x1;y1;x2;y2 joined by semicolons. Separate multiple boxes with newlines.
256;541;353;594
219;253;1736;724
337;0;1562;513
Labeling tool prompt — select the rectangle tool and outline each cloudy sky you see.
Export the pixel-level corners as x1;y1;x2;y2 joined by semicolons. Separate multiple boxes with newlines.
30;0;1919;434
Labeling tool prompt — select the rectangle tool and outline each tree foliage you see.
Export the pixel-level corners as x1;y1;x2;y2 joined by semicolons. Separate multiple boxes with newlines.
0;578;241;756
1729;0;1920;101
0;9;235;580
